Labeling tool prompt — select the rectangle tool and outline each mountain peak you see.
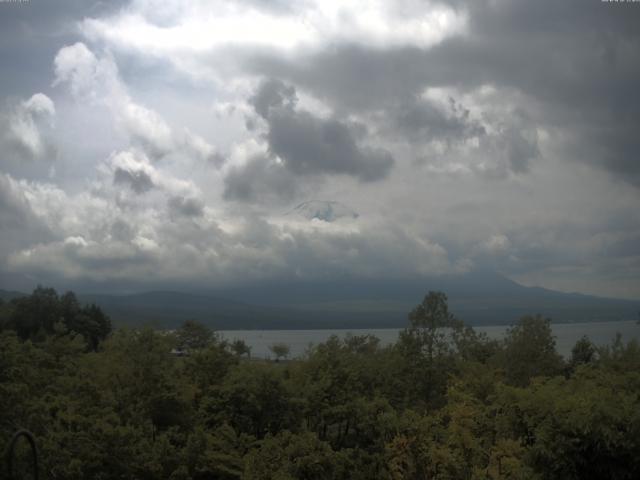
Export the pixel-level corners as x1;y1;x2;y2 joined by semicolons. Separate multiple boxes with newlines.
288;200;359;222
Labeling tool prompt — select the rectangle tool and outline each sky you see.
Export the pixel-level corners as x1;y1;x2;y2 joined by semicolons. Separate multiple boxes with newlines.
0;0;639;299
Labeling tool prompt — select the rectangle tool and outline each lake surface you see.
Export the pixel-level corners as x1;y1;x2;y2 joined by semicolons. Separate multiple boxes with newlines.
220;320;640;359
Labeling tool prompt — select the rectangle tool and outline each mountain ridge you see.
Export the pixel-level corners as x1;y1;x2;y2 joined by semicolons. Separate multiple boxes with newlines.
2;271;638;329
286;200;359;222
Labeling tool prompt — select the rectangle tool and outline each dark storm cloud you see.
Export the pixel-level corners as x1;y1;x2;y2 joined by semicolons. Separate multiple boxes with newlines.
267;110;394;181
247;0;640;185
606;233;640;259
247;46;428;112
394;96;486;144
503;127;539;174
249;78;297;119
1;0;639;298
574;124;640;186
109;218;134;242
167;195;205;218
247;79;394;183
113;166;154;194
223;155;300;205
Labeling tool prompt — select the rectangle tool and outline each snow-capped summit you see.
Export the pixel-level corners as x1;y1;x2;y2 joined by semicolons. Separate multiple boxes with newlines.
288;200;359;222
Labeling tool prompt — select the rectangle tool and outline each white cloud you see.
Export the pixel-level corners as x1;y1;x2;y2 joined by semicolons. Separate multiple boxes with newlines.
53;42;98;95
481;234;512;254
79;0;467;81
120;102;174;157
53;42;222;163
23;93;56;118
3;166;458;286
53;42;119;99
0;93;56;163
102;149;201;198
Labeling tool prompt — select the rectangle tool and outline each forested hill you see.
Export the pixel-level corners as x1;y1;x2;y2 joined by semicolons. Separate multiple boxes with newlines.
0;289;25;302
2;271;638;329
2;292;640;479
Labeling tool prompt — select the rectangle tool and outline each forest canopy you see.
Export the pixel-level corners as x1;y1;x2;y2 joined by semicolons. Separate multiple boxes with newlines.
1;288;639;479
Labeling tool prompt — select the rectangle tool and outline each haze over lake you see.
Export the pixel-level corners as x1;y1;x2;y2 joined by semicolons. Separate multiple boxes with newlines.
221;320;640;359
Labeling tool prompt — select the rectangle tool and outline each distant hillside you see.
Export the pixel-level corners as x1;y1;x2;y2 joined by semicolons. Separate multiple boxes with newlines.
77;291;295;330
3;271;639;329
0;289;27;302
215;270;640;327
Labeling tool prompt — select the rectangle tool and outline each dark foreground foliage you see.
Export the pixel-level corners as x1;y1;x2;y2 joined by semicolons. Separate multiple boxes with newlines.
1;289;639;479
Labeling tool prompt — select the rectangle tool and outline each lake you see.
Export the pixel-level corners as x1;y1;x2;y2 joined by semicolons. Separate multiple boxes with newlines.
220;320;640;359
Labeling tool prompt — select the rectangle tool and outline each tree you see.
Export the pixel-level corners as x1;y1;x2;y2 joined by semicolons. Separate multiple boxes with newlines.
244;431;348;480
183;343;238;394
70;302;112;351
568;335;597;371
501;315;564;387
175;320;215;352
9;286;60;340
402;291;462;362
0;297;12;331
231;339;252;358
3;287;111;349
201;363;299;438
269;342;290;362
597;334;640;372
395;291;463;408
498;368;640;479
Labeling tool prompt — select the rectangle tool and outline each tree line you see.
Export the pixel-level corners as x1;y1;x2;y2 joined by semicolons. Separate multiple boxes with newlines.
1;288;639;479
